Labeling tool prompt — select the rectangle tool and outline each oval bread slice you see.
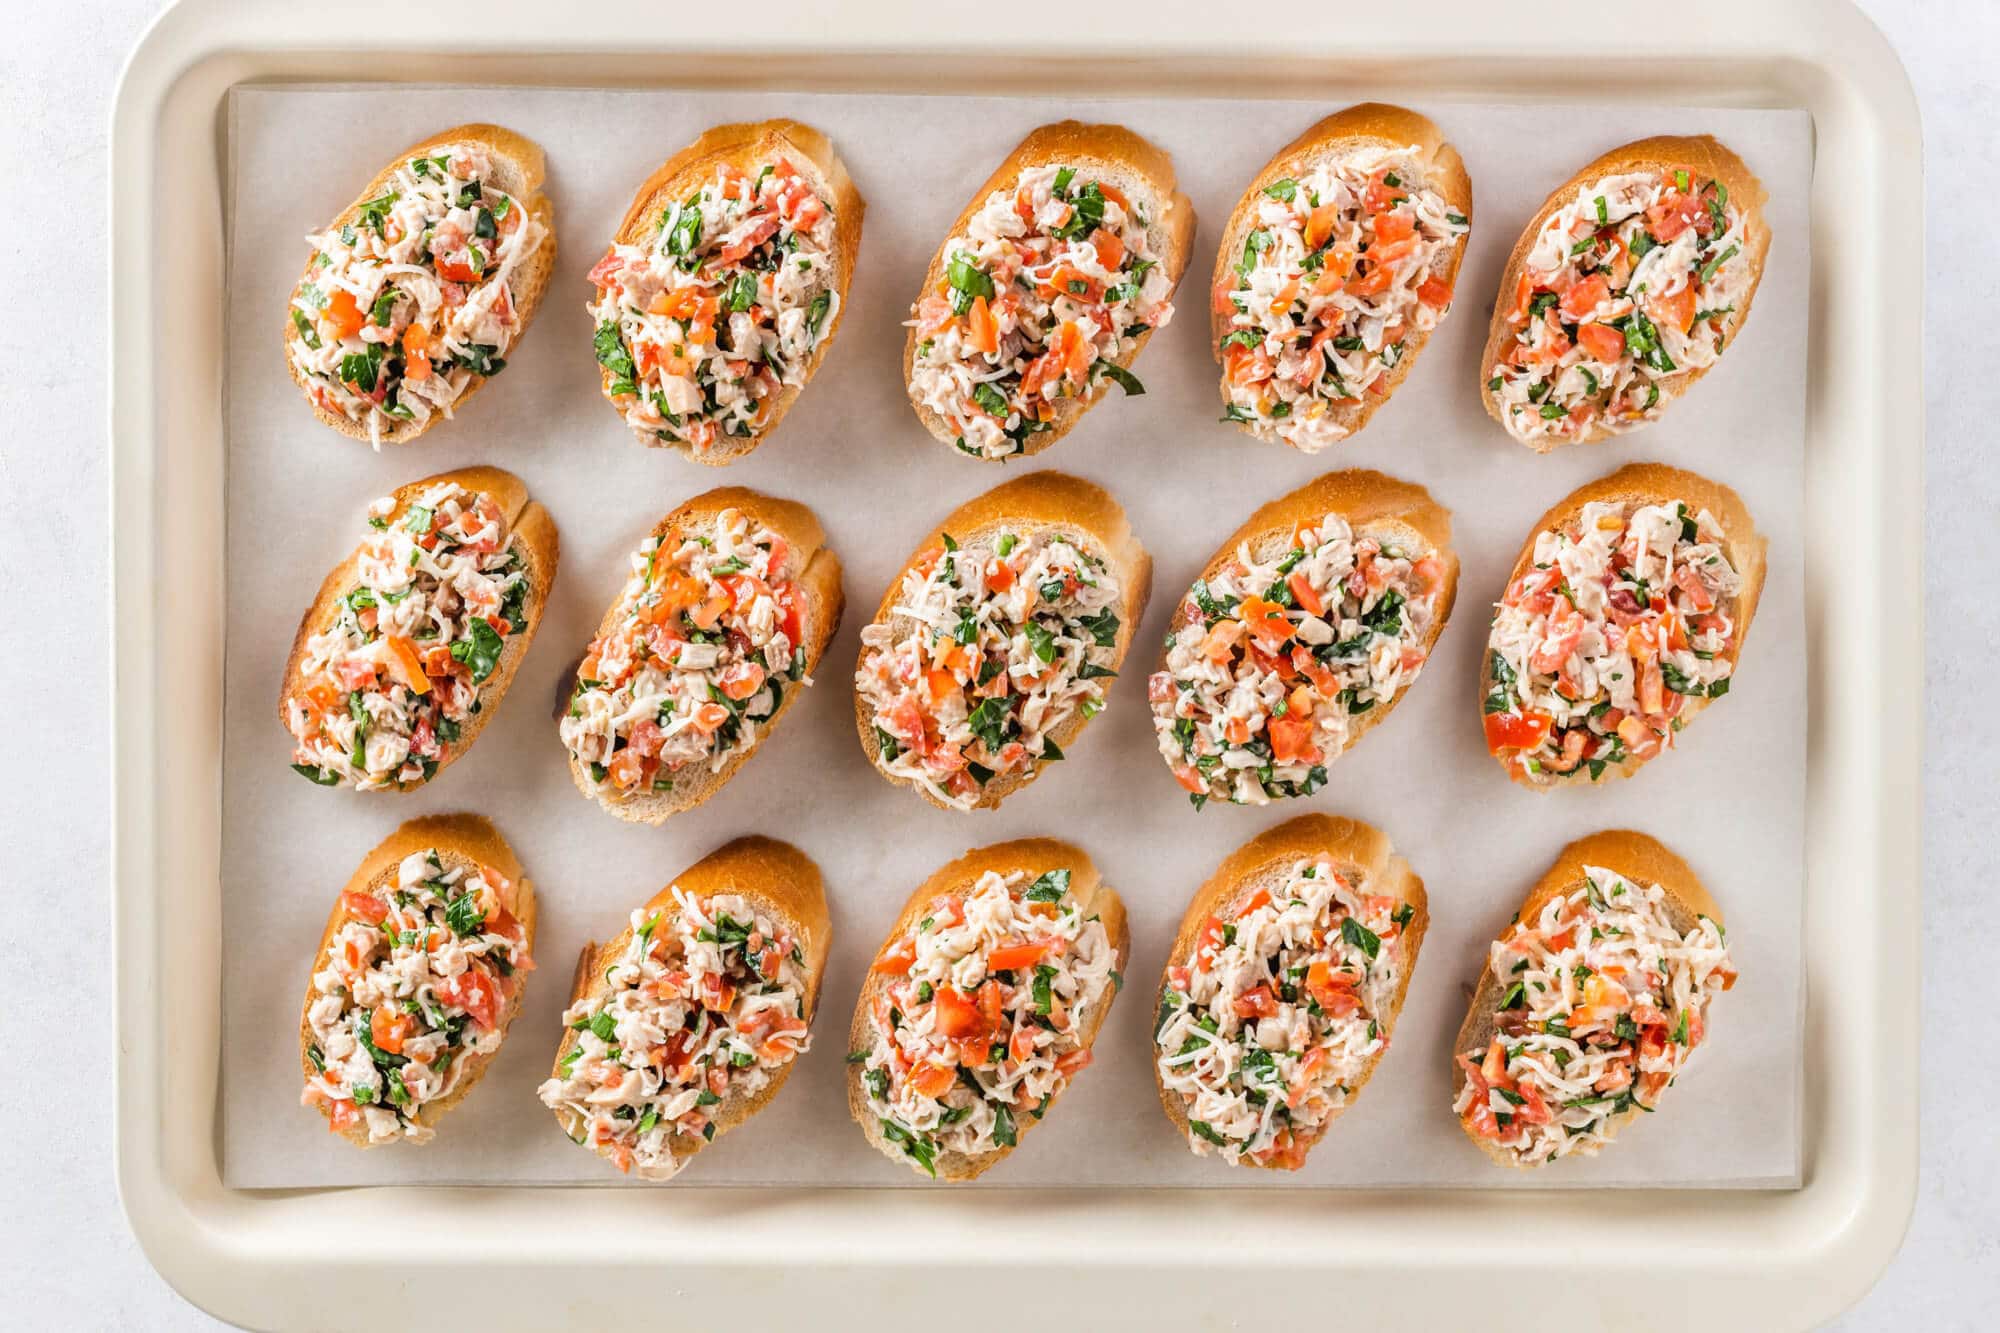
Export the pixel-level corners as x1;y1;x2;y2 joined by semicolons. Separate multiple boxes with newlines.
563;486;843;823
846;837;1128;1181
903;121;1196;458
278;465;559;791
1152;814;1428;1168
285;123;557;445
300;813;537;1145
1478;134;1771;451
1211;103;1472;450
854;471;1152;811
1478;462;1766;789
1450;829;1726;1167
545;836;831;1178
1151;469;1456;801
593;119;864;464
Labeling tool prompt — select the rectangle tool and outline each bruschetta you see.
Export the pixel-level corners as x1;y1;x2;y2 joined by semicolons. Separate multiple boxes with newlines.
855;472;1151;811
300;814;536;1146
1152;814;1426;1169
587;119;864;463
847;838;1126;1180
1481;463;1765;787
280;466;558;792
1213;103;1472;453
539;836;829;1180
559;487;842;822
1481;135;1770;450
905;121;1195;459
1149;470;1456;807
286;124;556;448
1451;829;1735;1167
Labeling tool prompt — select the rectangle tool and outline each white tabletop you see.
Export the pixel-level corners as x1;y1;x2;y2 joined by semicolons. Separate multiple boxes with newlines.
7;0;1990;1326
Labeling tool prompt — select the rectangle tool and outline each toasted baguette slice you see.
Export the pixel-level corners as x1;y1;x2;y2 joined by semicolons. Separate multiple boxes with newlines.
904;121;1196;458
563;487;843;823
1153;814;1427;1169
1479;134;1771;451
854;472;1152;811
1212;103;1472;451
278;466;559;792
286;124;557;445
1451;829;1727;1168
1479;462;1766;790
594;119;864;464
846;838;1128;1181
300;814;536;1146
545;836;830;1179
1150;469;1456;802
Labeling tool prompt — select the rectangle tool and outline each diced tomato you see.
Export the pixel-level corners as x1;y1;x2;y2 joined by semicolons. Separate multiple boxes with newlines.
607;748;649;790
909;1061;957;1099
985;938;1055;972
1091;228;1126;271
1362;169;1404;214
340;891;388;924
1559;274;1610;321
1054;1049;1093;1078
717;661;767;700
1416;275;1454;308
586;249;625;290
436;255;482;284
715;214;782;264
1233;985;1279;1019
1285;570;1325;618
1237;595;1293;648
934;985;985;1039
1654;281;1698;334
1267;715;1319;765
1304;203;1341;250
1194;916;1228;969
1040;265;1104;304
370;1006;414;1055
437;968;500;1029
1304;959;1358;1014
326;1098;360;1132
1344;266;1392;299
1576;321;1626;362
1236;887;1272;919
874;937;917;975
323;289;365;339
1484;709;1553;754
966;294;1000;355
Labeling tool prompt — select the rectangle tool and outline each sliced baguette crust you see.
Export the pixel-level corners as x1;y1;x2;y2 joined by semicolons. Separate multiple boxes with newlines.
1451;829;1723;1168
600;119;865;465
300;814;538;1146
846;838;1128;1181
547;836;831;1175
1480;462;1767;790
1212;103;1473;447
278;466;559;792
854;472;1153;811
1163;469;1458;765
1479;134;1772;451
567;486;844;823
903;121;1196;458
286;124;558;445
1152;814;1428;1169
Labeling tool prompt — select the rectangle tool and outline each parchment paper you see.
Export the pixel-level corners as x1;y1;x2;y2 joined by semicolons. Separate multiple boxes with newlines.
221;86;1809;1189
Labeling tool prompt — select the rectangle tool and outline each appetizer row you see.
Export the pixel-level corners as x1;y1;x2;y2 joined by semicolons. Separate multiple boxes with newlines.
301;814;1736;1178
279;462;1766;805
284;107;1770;455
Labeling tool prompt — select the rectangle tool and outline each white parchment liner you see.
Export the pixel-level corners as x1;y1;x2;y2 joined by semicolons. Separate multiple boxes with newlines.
221;87;1809;1188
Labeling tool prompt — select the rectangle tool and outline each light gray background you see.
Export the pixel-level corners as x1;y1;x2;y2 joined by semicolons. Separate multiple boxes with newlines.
1;0;1989;1324
218;87;1807;1192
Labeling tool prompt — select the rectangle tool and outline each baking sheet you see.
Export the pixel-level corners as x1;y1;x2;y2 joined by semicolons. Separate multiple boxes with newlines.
220;85;1809;1189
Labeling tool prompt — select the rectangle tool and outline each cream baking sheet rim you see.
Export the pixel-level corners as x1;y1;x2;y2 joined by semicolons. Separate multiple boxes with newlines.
111;0;1922;1326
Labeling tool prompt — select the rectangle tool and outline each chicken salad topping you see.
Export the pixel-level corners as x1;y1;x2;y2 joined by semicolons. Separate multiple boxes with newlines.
1489;168;1753;443
289;144;545;447
561;508;808;799
1483;498;1743;781
302;850;533;1144
856;528;1123;810
856;867;1118;1175
538;891;812;1179
286;481;530;791
1154;856;1411;1168
1150;512;1445;807
1451;865;1734;1165
1219;152;1468;453
908;163;1175;458
589;157;840;453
